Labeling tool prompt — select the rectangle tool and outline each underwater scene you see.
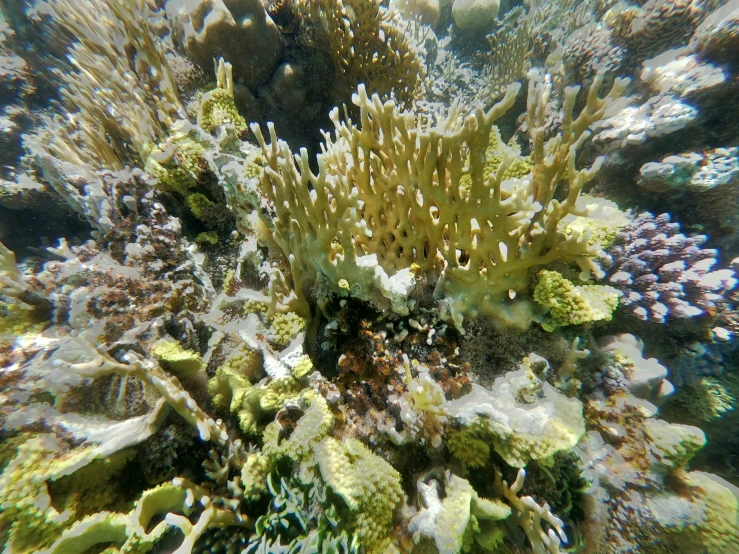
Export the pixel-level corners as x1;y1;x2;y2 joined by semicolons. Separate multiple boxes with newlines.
1;0;739;552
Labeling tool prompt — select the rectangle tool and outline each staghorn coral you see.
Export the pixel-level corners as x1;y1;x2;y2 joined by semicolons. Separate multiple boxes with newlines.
253;72;628;330
495;467;568;554
605;212;737;323
484;7;532;99
485;0;606;95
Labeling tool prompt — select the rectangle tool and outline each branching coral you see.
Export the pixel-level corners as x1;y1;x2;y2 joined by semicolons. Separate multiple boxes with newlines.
605;212;737;323
299;0;426;107
42;0;184;169
39;479;247;554
495;467;568;554
253;71;628;330
313;437;404;553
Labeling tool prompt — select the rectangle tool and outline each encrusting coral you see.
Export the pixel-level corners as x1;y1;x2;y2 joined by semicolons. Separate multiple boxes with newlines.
446;356;586;469
533;270;621;331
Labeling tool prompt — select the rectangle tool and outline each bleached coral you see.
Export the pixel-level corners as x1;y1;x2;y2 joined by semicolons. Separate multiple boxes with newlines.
495;467;568;554
638;146;739;192
446;356;586;468
597;333;675;402
409;471;511;553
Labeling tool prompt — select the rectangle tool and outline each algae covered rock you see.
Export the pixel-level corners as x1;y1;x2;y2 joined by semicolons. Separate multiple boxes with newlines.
452;0;500;31
182;0;282;90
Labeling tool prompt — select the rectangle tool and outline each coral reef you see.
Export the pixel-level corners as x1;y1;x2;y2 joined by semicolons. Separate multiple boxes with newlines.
2;0;739;553
300;0;427;108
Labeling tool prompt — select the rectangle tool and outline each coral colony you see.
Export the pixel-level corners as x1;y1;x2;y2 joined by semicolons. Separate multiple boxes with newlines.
1;0;739;553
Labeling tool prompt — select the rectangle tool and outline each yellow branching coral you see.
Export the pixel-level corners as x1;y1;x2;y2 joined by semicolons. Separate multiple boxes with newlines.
459;126;533;191
299;0;426;107
446;358;586;468
253;71;628;330
0;241;51;338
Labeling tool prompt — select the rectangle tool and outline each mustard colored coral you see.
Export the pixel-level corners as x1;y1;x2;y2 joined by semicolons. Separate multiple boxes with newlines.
197;59;247;135
314;437;403;553
447;420;492;470
151;339;204;378
253;73;628;330
534;270;621;331
146;134;207;195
